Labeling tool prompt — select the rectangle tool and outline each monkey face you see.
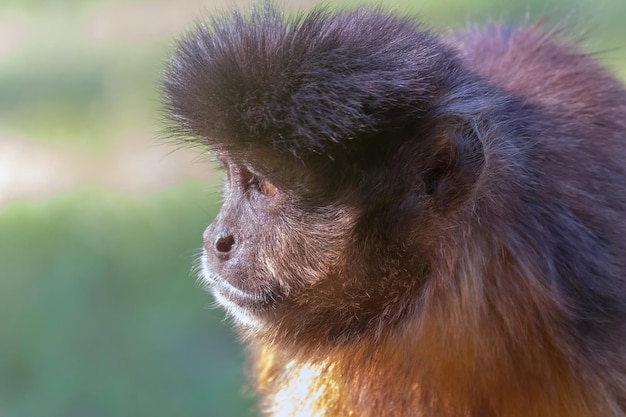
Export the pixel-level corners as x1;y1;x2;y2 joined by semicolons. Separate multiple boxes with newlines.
199;148;424;342
200;152;353;331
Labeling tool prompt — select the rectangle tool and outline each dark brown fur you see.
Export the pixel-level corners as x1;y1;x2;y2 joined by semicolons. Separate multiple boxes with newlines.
163;4;626;416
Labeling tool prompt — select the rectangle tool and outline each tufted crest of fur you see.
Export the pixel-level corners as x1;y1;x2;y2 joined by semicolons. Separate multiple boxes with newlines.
162;3;458;156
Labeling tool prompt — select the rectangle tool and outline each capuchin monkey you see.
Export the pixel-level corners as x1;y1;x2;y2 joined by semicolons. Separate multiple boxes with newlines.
162;3;626;417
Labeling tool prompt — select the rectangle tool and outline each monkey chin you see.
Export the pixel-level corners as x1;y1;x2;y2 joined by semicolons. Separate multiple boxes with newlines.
200;252;275;329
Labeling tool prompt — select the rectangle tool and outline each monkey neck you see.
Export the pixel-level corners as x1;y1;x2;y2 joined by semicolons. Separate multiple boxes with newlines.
250;235;610;417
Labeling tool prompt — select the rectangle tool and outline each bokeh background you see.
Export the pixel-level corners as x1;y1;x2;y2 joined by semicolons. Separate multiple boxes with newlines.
1;0;624;416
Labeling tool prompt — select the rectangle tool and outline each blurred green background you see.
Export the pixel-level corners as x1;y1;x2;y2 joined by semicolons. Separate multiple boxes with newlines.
0;0;624;416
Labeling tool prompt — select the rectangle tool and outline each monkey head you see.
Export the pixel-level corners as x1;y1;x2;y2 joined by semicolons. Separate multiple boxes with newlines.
163;5;487;348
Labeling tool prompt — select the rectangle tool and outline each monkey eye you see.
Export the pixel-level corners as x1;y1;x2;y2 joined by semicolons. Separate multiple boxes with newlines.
257;178;278;197
245;172;278;197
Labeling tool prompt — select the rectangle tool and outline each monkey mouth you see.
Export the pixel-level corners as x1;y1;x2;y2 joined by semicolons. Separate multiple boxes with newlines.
209;279;282;328
212;278;278;310
200;255;279;313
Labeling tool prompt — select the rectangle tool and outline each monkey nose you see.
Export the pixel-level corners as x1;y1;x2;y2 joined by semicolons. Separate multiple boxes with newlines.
214;234;235;256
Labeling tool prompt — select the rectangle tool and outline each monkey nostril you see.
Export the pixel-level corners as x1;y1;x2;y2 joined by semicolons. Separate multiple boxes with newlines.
215;235;235;254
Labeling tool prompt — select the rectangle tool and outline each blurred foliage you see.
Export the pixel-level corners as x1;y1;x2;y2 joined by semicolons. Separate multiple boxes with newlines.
0;0;624;416
0;186;255;417
0;45;162;148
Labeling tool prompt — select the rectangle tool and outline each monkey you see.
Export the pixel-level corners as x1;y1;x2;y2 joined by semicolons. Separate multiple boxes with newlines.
162;3;626;417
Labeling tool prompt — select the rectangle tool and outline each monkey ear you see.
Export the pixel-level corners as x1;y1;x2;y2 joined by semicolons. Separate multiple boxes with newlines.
427;118;485;208
450;118;486;182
